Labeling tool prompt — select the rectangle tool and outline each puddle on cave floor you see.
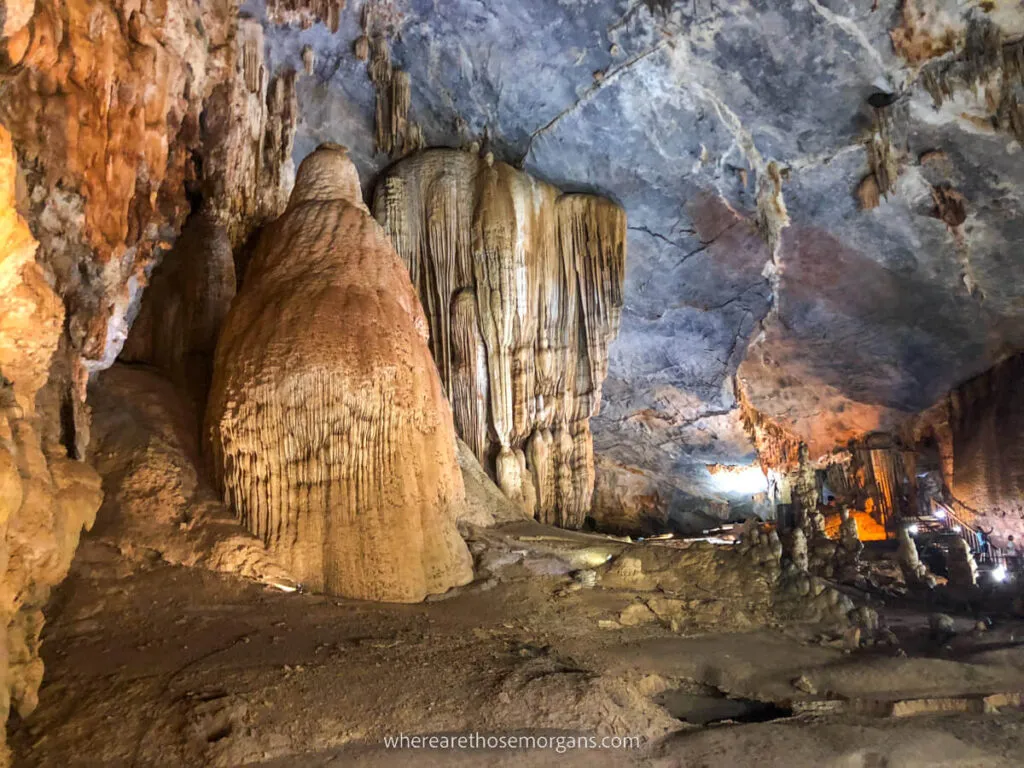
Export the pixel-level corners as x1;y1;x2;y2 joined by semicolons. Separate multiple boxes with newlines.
655;689;794;726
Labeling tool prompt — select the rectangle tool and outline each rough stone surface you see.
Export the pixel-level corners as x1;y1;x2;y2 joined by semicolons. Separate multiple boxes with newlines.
0;125;103;767
88;365;293;587
265;0;1024;528
119;213;236;413
946;350;1024;544
206;144;474;602
373;148;626;529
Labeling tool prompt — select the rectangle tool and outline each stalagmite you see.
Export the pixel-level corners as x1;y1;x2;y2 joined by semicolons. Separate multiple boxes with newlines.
373;149;626;529
206;144;473;602
897;524;936;590
833;505;864;583
946;538;978;588
790;527;809;572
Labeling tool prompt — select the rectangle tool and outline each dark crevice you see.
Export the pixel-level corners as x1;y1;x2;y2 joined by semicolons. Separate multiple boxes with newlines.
59;389;78;460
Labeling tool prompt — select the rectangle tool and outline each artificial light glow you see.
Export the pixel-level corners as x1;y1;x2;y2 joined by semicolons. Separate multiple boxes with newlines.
953;524;962;533
934;508;947;520
993;565;1007;582
907;524;919;535
707;464;768;495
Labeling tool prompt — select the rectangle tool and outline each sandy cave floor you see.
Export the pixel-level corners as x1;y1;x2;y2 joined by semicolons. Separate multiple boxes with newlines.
10;531;1024;768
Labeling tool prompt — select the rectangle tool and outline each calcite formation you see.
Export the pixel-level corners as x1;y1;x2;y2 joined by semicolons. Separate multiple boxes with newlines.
120;212;236;412
946;537;978;588
0;126;102;767
373;149;626;529
200;18;297;251
833;506;864;584
206;144;473;602
897;525;936;590
88;365;293;588
0;0;296;383
266;0;345;32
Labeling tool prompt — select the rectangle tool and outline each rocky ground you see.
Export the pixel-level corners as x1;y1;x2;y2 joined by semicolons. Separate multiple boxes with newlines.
9;523;1024;767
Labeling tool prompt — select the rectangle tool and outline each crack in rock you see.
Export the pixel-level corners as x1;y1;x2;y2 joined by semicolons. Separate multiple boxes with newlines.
806;0;889;74
521;41;671;165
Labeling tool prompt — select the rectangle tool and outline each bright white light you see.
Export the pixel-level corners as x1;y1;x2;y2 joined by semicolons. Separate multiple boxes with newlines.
268;581;298;593
908;524;919;535
993;565;1007;582
953;524;962;533
934;508;947;520
708;465;768;495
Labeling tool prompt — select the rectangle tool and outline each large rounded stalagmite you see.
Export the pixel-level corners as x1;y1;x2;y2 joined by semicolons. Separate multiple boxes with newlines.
206;144;473;602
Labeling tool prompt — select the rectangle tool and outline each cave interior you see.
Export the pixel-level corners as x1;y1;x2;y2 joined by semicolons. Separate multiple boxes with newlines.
2;0;1024;766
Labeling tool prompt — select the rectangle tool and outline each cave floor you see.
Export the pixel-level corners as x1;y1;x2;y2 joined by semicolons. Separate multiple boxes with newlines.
11;536;1024;768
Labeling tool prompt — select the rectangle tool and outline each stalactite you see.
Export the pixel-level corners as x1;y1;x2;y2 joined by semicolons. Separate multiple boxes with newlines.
916;16;1024;144
362;17;421;159
266;0;345;32
866;103;905;198
206;145;473;602
736;383;802;473
373;149;626;529
194;19;298;250
869;447;903;523
450;289;489;462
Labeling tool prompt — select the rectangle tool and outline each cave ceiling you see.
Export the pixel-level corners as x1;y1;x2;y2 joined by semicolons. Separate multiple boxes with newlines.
256;0;1024;516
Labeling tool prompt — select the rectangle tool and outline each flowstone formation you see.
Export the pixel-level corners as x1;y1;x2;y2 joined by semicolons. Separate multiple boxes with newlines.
373;149;626;529
206;144;473;602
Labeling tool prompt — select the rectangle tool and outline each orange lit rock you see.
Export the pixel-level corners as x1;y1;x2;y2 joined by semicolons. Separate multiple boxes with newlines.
0;124;103;766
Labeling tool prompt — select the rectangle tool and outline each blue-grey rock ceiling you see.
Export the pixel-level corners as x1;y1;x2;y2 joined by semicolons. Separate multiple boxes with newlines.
253;0;1024;523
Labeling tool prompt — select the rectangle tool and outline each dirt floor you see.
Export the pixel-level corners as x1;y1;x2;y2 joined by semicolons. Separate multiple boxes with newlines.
10;525;1024;767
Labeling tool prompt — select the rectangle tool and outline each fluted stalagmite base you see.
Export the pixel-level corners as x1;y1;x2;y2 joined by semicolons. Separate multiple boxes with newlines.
207;144;473;602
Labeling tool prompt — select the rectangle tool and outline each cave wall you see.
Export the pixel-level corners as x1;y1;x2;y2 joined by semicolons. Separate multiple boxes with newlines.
0;0;298;759
373;149;626;529
0;124;102;768
948;350;1024;544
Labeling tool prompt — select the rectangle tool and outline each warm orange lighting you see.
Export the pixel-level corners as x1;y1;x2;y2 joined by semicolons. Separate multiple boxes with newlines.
823;509;887;541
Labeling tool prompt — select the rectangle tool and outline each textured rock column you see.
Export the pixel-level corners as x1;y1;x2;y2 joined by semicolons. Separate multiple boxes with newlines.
206;144;473;602
373;149;626;529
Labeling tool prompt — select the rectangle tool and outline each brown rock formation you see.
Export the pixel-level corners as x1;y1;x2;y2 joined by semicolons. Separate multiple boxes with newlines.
120;212;235;412
0;0;295;381
267;0;344;32
373;148;626;529
206;144;473;602
88;365;293;587
0;125;102;766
